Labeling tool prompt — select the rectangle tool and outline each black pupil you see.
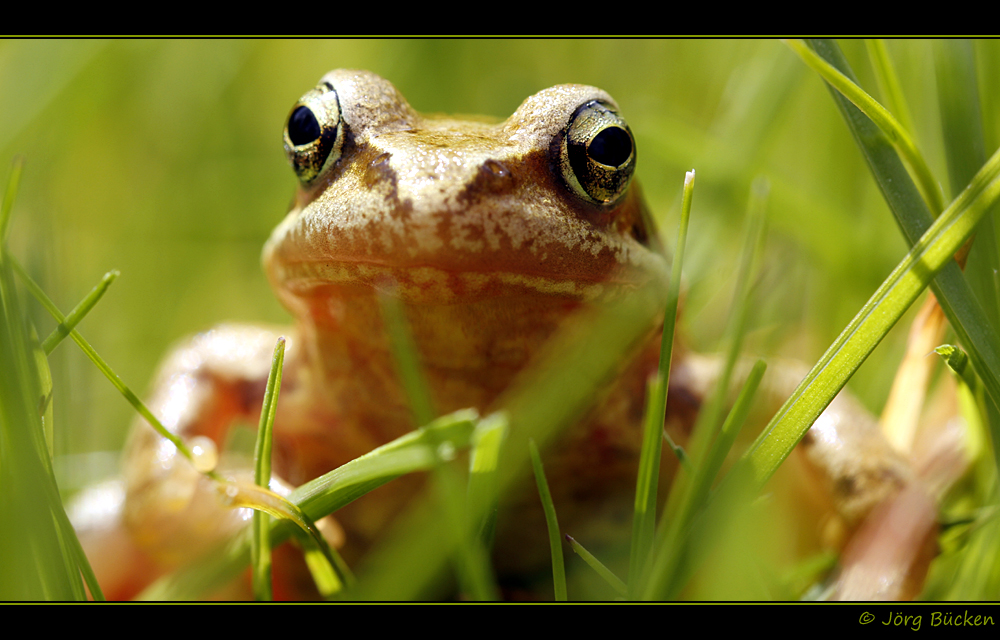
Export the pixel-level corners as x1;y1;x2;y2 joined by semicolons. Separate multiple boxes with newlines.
588;127;632;167
288;106;321;146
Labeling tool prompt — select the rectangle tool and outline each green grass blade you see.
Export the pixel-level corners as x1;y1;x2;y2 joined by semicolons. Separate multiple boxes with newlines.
745;142;1000;487
935;40;989;202
379;291;436;427
528;438;567;601
935;344;988;481
933;41;1000;488
379;291;497;600
442;461;499;601
641;361;766;601
142;410;478;600
219;480;353;595
251;337;284;601
645;361;767;601
942;510;1000;599
41;270;118;355
566;535;627;598
641;179;767;600
291;411;478;518
806;38;1000;424
467;413;507;550
296;410;484;602
936;344;979;394
0;157;24;244
865;39;916;139
12;257;197;464
661;179;766;526
700;359;766;498
787;39;946;216
628;371;667;596
628;170;694;592
0;162;88;601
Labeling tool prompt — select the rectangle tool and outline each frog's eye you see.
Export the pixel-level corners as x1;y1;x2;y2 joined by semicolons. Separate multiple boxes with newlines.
284;82;344;184
559;100;636;205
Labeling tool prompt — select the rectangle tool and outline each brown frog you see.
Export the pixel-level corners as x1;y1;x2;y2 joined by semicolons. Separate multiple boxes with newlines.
75;70;924;600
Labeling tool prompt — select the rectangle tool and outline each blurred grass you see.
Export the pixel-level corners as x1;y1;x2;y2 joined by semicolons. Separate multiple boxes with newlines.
3;39;999;599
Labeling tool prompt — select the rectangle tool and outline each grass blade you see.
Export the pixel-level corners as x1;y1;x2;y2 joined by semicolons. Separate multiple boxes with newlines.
42;270;118;355
379;291;497;600
786;39;945;215
629;170;694;592
933;40;1000;485
566;535;627;598
804;38;1000;428
467;413;507;552
935;40;989;203
642;178;767;600
251;337;285;601
0;157;24;244
528;438;567;601
699;360;766;498
865;39;916;137
0;160;89;601
221;479;352;597
12;257;198;465
142;410;478;599
745;141;1000;487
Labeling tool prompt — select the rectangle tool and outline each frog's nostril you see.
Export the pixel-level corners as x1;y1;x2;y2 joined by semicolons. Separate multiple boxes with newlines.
482;159;511;179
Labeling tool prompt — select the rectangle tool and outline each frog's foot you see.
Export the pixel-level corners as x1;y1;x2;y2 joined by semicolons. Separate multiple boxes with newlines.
832;482;938;601
119;324;294;564
70;476;344;600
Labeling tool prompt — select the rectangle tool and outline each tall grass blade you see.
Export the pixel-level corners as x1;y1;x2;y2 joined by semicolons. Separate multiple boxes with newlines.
803;38;1000;429
142;410;478;599
628;170;694;593
467;413;506;553
934;40;1000;486
528;438;566;601
744;142;1000;488
13;258;197;464
566;535;627;598
0;157;23;244
865;39;916;136
787;39;945;215
42;270;118;356
641;178;768;600
379;291;497;600
251;337;284;601
0;160;89;600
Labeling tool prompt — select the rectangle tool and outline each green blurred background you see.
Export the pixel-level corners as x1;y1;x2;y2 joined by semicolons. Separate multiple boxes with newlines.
2;39;997;493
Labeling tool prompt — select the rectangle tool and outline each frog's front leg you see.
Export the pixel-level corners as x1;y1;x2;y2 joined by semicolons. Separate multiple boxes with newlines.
120;324;297;567
673;352;948;600
675;352;915;521
74;324;306;599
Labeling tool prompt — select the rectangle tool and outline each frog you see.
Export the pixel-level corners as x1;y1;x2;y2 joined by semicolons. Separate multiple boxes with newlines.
73;70;936;600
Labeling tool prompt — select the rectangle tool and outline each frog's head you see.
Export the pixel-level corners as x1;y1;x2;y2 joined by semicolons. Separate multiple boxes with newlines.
263;69;664;317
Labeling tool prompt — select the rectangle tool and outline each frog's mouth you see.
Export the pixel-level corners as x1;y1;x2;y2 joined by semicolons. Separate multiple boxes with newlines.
264;232;668;310
269;258;631;304
262;181;667;307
